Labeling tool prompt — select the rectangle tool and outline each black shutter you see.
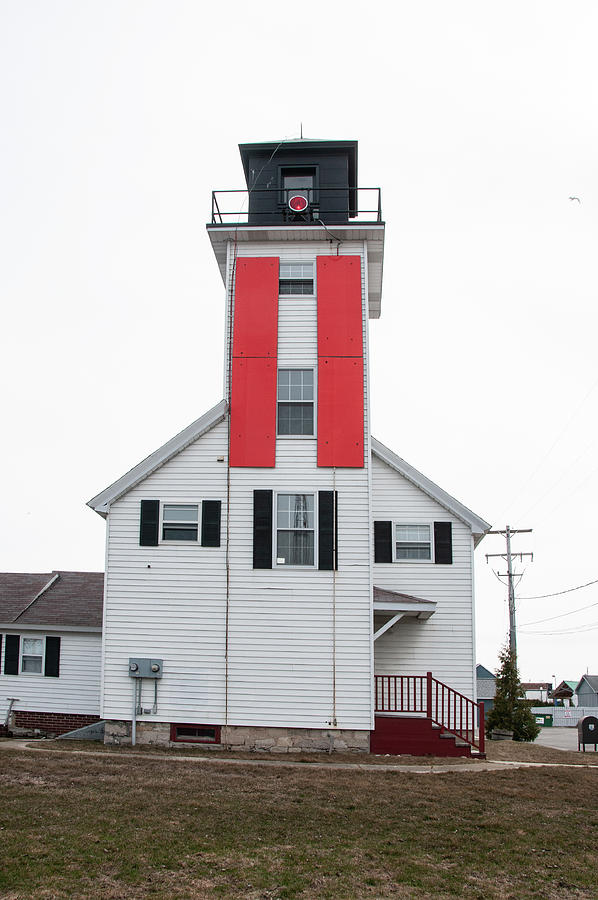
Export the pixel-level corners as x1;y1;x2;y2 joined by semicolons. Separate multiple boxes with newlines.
201;500;221;547
4;634;19;675
44;636;61;677
0;634;2;673
434;522;453;564
374;521;392;563
318;490;338;570
253;490;273;569
140;500;160;546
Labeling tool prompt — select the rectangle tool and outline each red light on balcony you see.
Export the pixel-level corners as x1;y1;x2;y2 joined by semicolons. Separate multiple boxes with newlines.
289;194;309;212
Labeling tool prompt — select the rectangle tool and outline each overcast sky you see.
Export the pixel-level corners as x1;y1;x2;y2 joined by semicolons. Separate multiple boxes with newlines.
2;1;597;686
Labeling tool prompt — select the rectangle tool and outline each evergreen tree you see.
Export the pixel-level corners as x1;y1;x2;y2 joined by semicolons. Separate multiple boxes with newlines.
485;644;540;742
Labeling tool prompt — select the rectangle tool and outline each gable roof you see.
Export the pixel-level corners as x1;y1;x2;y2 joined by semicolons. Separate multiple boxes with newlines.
371;438;490;543
0;571;104;630
476;664;495;680
88;400;228;516
576;674;598;693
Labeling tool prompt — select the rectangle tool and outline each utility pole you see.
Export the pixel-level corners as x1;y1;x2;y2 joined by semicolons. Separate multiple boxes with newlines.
485;526;533;658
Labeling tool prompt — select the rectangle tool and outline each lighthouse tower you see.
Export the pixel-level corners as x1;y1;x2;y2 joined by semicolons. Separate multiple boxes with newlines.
202;140;384;746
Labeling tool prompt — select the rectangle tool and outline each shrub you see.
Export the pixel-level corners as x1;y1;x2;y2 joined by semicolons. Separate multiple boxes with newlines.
486;644;540;742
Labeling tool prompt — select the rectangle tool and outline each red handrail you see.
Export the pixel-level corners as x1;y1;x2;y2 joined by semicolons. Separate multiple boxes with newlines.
374;671;485;753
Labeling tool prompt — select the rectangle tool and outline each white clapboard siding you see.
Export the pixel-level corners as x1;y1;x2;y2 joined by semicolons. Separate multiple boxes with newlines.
371;454;476;701
102;238;374;730
0;631;101;719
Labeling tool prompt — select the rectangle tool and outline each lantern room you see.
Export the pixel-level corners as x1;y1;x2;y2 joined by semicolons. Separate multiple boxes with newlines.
239;139;358;226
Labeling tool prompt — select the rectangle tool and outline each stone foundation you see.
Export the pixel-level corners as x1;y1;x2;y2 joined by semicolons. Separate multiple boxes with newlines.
104;720;370;753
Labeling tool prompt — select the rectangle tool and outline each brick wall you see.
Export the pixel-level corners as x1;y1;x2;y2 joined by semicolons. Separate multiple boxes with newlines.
13;711;101;736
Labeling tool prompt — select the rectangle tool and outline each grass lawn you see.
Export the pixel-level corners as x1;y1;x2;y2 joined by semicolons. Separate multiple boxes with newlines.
1;743;597;899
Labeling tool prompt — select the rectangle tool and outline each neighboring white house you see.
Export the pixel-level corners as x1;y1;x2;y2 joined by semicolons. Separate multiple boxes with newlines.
0;571;103;735
521;682;552;703
87;138;490;756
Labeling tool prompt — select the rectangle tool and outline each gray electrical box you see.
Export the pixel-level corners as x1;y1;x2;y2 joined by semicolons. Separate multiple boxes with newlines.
128;657;163;679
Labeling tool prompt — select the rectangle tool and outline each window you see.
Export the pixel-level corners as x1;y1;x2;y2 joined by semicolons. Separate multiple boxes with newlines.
279;261;314;296
277;369;314;435
276;493;315;566
170;723;221;744
21;637;43;674
162;504;199;542
281;167;316;204
395;524;432;561
375;521;453;565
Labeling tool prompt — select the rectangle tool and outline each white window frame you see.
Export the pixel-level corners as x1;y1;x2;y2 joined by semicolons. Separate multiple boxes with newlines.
277;367;316;438
393;522;434;563
274;491;317;568
20;636;45;675
160;502;200;544
278;260;316;298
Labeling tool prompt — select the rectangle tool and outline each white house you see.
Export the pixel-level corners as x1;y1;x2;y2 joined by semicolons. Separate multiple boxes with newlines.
88;138;490;756
0;571;103;735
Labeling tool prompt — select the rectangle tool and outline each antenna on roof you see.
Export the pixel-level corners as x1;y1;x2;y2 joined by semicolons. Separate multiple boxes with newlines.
300;122;303;139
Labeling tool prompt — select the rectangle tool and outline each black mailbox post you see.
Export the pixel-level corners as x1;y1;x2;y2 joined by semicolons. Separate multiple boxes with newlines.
577;715;598;751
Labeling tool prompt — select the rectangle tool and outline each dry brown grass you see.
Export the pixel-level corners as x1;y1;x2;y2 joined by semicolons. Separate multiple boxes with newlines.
1;742;597;899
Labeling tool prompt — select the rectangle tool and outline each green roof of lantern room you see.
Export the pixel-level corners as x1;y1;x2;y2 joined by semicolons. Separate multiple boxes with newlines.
238;138;358;208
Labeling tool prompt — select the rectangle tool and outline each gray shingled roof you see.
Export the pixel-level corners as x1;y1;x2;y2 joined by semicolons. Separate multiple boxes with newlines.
0;571;104;629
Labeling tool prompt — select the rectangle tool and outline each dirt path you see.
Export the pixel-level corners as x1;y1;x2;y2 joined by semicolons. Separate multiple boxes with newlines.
2;738;597;774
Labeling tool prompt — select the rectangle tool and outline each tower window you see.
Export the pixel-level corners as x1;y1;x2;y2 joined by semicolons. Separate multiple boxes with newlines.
279;262;314;296
281;167;316;205
277;369;314;435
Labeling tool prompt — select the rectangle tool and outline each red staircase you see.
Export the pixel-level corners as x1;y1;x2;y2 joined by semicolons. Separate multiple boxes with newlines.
371;672;485;758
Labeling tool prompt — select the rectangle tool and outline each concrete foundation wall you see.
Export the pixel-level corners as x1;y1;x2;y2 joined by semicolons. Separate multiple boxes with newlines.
104;720;370;753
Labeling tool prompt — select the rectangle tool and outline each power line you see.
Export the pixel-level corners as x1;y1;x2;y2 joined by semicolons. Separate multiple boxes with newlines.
493;373;598;524
519;598;598;627
519;577;598;600
520;620;598;637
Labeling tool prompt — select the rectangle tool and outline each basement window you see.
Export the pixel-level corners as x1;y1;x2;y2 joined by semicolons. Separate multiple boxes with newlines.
170;724;221;744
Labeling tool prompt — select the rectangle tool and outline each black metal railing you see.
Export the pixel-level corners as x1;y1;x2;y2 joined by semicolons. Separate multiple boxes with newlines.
209;187;382;225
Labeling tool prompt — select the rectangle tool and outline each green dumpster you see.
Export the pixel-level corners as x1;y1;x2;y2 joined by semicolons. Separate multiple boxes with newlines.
534;713;553;727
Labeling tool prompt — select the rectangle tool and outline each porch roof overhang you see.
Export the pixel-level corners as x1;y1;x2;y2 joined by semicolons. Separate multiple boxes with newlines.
373;586;437;620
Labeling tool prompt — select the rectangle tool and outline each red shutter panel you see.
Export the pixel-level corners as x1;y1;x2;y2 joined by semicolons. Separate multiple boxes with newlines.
316;256;364;467
229;258;279;467
232;258;279;357
317;256;363;357
230;358;277;466
318;358;364;467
